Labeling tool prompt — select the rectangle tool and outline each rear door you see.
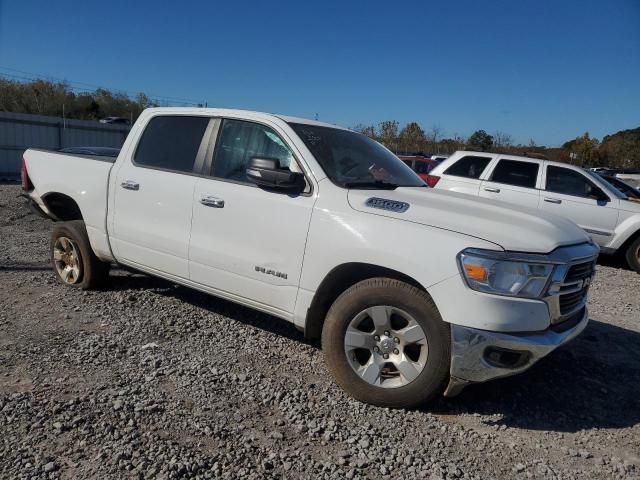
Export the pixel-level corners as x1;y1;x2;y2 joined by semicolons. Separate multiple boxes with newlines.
111;115;212;278
188;118;315;315
436;154;494;195
540;164;619;245
479;158;542;209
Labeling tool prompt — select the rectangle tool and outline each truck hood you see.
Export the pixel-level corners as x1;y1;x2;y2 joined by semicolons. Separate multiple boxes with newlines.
347;187;590;253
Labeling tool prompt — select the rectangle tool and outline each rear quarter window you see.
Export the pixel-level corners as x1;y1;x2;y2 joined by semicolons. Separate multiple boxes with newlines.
444;156;492;179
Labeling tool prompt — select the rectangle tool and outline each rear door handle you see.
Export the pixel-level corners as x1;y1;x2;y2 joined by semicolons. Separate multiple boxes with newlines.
544;197;562;204
121;180;139;191
484;187;500;193
200;195;225;208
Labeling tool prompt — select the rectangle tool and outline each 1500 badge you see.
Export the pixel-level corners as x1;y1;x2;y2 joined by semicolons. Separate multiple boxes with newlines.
255;266;288;279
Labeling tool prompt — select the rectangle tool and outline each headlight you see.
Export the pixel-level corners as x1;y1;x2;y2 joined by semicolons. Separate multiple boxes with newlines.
458;249;554;298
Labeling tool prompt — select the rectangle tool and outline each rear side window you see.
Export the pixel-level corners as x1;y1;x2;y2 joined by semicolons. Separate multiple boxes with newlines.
444;156;491;179
490;160;539;188
134;116;209;173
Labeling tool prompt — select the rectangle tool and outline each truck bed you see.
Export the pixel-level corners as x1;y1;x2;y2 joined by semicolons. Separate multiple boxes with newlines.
23;148;116;261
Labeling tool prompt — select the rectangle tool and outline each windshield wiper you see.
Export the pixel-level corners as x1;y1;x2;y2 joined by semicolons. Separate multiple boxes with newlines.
343;180;400;190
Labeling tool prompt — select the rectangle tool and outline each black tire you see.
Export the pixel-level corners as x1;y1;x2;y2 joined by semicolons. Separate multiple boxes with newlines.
50;220;110;289
625;236;640;273
322;278;451;408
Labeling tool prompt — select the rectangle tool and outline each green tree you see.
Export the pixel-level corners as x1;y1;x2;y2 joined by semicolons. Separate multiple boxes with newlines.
466;130;494;151
599;127;640;169
399;122;426;153
565;132;599;166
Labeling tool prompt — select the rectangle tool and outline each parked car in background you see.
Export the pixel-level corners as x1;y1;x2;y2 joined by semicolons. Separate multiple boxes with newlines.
21;108;597;408
615;170;640;189
397;155;438;182
429;151;640;272
99;116;131;125
589;167;617;175
599;174;640;201
59;146;121;158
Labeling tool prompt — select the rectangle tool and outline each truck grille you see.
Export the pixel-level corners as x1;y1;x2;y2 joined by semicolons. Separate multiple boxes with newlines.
558;261;595;315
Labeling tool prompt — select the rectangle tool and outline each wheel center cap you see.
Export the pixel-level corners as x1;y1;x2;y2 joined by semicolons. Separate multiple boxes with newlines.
379;337;395;354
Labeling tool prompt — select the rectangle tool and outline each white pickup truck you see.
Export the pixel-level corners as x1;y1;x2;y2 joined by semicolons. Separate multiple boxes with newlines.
428;152;640;273
22;108;598;408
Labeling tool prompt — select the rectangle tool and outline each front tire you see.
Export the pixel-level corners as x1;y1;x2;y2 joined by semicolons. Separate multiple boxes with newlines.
322;278;451;408
50;220;109;289
625;236;640;273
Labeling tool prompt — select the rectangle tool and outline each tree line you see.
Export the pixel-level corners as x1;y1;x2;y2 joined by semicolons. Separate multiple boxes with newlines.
0;78;637;168
354;121;640;169
0;78;157;122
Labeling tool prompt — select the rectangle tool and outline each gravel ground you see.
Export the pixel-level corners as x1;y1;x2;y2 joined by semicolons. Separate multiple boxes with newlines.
1;183;639;479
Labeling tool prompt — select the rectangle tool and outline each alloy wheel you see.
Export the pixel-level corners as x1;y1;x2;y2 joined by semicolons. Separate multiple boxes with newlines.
53;236;82;284
344;306;428;388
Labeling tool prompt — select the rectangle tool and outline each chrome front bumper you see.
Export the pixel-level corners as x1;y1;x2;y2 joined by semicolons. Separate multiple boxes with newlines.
443;308;589;397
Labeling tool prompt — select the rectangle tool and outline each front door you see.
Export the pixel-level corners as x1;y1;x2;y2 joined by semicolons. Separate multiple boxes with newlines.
189;118;315;314
540;165;619;245
111;115;211;278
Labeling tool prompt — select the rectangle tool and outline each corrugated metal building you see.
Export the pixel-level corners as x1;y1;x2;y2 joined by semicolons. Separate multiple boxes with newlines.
0;111;129;178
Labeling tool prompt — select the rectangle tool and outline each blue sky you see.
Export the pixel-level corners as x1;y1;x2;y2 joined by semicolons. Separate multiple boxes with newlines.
0;0;638;146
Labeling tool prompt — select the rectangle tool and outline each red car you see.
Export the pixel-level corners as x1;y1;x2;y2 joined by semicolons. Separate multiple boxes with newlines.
398;155;440;185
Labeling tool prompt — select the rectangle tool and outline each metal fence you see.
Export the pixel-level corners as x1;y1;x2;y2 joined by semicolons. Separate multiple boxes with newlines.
0;111;130;178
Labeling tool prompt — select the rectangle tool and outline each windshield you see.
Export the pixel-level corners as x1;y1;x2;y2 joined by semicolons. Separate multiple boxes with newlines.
584;170;627;200
289;123;425;189
598;175;640;199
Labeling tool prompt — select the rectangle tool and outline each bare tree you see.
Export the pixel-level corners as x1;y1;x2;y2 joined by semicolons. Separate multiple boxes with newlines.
353;124;376;138
427;125;443;152
493;131;513;152
378;120;399;151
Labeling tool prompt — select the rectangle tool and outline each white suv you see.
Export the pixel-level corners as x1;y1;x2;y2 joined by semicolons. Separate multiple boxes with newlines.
429;151;640;272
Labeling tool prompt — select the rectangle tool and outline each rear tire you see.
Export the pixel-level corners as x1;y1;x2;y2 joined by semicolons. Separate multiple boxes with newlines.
322;278;451;408
625;236;640;273
50;220;110;289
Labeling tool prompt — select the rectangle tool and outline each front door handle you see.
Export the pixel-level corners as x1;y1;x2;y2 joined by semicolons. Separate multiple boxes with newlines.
200;195;225;208
484;187;500;193
121;180;139;191
544;197;562;204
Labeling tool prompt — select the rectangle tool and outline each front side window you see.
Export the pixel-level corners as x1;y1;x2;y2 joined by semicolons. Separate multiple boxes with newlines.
490;160;539;188
212;119;294;183
546;166;608;200
134;116;209;173
290;123;423;188
444;156;492;179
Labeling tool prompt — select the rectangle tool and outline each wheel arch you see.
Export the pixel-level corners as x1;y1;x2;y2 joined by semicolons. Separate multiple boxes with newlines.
619;227;640;252
304;262;427;340
41;192;84;221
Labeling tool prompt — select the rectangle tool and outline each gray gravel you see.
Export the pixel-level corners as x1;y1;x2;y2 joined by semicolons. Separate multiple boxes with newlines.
1;183;639;479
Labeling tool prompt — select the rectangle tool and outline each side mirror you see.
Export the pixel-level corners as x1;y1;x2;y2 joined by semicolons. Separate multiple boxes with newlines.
246;158;305;192
589;187;609;203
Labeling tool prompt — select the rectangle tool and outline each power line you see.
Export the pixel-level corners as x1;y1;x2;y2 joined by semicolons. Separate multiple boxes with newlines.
0;66;210;107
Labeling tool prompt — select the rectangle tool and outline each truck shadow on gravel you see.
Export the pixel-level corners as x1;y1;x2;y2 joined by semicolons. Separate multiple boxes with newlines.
101;272;317;347
430;319;640;433
103;272;640;433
